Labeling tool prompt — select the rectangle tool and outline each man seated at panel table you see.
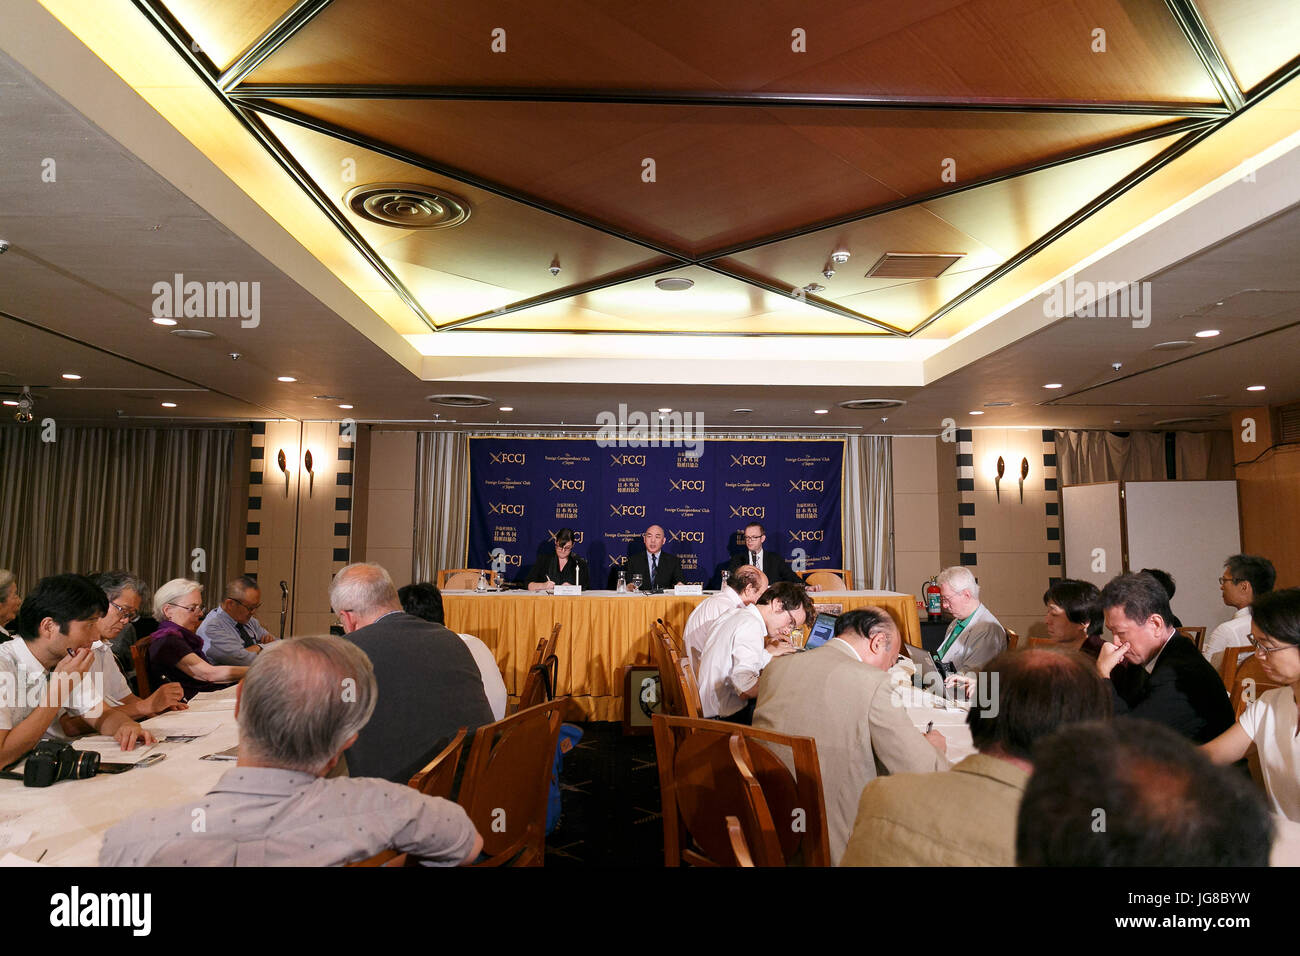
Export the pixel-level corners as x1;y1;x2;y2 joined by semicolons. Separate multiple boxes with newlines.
696;581;811;724
50;571;186;741
682;565;768;675
0;575;153;770
1097;572;1234;744
332;562;493;782
197;574;276;666
625;525;683;591
725;522;802;585
841;646;1111;867
100;635;482;866
399;582;508;721
753;607;948;864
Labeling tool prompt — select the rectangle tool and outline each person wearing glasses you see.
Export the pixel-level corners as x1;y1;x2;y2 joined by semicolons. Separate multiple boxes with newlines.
148;578;248;700
526;528;589;591
1204;553;1277;671
725;522;803;585
1203;588;1300;822
49;571;186;740
0;569;20;642
197;574;275;666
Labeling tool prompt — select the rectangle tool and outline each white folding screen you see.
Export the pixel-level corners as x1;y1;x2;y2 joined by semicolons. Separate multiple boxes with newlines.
1061;482;1125;589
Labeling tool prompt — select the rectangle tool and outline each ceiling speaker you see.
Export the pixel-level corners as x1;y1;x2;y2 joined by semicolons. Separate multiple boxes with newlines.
345;183;471;229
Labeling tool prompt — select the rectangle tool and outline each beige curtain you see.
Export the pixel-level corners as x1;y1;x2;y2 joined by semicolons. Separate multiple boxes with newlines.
0;425;237;598
1174;431;1234;480
1055;429;1234;485
844;435;894;590
413;430;470;582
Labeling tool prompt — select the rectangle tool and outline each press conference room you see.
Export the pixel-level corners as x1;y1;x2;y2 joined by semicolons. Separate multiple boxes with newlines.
3;0;1300;887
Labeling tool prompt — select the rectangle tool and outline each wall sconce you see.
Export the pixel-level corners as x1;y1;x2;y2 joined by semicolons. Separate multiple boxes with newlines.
304;449;315;497
995;456;1005;502
1019;457;1029;503
276;449;289;497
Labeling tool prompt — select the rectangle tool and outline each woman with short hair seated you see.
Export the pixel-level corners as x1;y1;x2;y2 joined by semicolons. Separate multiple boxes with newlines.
1042;579;1105;659
148;578;248;699
526;528;589;591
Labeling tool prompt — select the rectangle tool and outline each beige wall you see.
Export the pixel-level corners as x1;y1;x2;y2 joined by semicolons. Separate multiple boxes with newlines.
891;437;959;598
361;429;417;587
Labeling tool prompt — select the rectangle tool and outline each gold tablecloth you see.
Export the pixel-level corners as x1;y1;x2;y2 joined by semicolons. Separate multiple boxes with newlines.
443;590;922;721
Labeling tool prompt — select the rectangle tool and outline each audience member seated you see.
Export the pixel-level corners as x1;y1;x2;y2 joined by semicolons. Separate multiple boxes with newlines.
1203;587;1300;822
332;563;493;782
99;636;482;866
1098;573;1234;744
0;575;152;768
754;607;948;863
935;566;1006;677
625;525;683;590
197;574;275;666
0;569;19;642
1016;717;1272;866
841;646;1110;866
148;578;248;700
1140;568;1182;628
725;521;803;585
526;527;589;591
1205;553;1277;670
696;581;808;723
1042;578;1105;659
51;571;185;739
399;581;508;721
682;565;768;674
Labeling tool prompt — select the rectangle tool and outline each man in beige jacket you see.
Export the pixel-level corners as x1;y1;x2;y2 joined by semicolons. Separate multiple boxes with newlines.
840;646;1111;866
753;607;947;865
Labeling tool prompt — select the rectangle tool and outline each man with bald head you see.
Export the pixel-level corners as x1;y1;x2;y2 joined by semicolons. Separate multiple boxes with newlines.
331;562;492;782
625;525;684;590
682;565;768;674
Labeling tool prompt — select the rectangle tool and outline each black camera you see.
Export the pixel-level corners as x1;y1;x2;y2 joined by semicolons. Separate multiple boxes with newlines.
23;740;100;787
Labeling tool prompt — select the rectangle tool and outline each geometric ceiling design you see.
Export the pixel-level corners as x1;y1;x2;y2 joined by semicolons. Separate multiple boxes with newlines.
120;0;1300;340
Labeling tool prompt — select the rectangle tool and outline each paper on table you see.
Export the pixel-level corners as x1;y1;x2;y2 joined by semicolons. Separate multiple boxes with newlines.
140;713;221;738
0;852;46;867
72;737;159;764
184;691;238;713
0;824;34;852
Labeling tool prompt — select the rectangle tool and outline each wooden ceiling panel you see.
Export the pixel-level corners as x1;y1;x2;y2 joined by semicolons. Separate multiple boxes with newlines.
1199;0;1300;94
163;0;300;72
836;265;998;331
246;0;1218;103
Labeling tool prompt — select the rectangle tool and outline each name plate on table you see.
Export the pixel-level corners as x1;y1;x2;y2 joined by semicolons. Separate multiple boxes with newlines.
674;584;703;595
553;584;583;595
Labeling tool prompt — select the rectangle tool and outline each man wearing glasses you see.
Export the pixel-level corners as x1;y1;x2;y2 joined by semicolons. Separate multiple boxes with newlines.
725;522;802;585
198;575;275;667
1204;554;1277;671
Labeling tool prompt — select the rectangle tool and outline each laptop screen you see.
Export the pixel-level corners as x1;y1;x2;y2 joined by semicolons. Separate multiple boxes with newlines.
804;612;838;650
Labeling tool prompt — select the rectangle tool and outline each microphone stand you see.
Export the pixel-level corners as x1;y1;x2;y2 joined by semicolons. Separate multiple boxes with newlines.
279;581;289;641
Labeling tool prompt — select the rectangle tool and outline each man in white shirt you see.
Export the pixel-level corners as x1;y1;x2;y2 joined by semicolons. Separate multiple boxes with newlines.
1203;553;1276;670
0;574;153;769
696;581;810;722
682;565;767;674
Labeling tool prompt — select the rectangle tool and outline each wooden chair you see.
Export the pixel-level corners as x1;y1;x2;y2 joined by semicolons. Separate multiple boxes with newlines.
346;849;408;867
655;617;685;657
728;735;786;867
1176;626;1207;652
439;569;488;590
407;728;468;800
457;699;566;866
1222;647;1283;716
1027;636;1054;649
679;658;703;719
801;569;853;590
130;635;155;698
652;713;831;867
514;622;561;713
725;816;754;867
650;631;700;719
1004;628;1019;651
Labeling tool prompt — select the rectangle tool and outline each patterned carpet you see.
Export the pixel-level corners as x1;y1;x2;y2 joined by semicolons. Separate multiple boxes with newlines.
545;722;665;866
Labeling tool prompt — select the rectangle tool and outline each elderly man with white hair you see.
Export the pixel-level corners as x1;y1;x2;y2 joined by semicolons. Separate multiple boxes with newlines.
100;635;482;866
935;566;1006;677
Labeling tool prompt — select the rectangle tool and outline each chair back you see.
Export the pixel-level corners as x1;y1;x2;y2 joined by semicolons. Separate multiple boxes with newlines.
655;617;685;657
1176;626;1207;652
346;849;408;867
801;569;853;590
440;569;486;590
1004;628;1019;651
130;635;155;698
515;622;561;713
407;728;468;799
1027;636;1054;649
652;713;830;867
725;816;754;867
1223;648;1284;717
650;631;687;718
458;699;566;866
678;658;703;719
728;735;786;867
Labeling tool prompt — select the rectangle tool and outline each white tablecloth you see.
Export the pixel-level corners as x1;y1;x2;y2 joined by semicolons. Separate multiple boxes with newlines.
0;687;240;867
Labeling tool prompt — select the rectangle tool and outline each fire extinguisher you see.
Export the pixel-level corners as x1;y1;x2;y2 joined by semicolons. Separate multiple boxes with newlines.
923;576;943;623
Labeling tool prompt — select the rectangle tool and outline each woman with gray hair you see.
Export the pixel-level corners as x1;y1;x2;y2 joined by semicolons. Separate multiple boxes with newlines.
147;577;248;700
0;570;19;641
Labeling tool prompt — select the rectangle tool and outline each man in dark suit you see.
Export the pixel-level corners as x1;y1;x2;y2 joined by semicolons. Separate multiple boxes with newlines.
1096;572;1234;745
726;522;801;584
625;525;684;590
330;562;493;782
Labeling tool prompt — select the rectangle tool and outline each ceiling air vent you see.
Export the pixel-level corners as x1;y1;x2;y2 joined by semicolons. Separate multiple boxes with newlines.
427;394;493;408
170;328;216;340
837;398;907;411
1150;340;1194;351
345;183;471;229
1152;417;1218;427
1279;406;1300;443
865;253;962;279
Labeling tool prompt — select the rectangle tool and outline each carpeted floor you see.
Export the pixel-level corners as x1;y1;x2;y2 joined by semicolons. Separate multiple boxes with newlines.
545;721;664;866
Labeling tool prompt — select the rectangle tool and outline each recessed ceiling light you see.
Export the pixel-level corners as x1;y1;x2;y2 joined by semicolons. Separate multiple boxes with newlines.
657;407;673;413
732;408;754;414
1043;383;1063;389
160;402;177;408
62;372;81;380
277;376;297;383
151;317;178;326
1246;385;1266;391
498;406;512;412
2;400;17;407
969;410;984;416
1194;329;1220;338
338;404;353;410
654;277;694;292
813;409;829;415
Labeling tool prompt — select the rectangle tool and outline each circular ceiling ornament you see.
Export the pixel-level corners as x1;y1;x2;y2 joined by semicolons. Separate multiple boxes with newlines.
344;183;471;229
654;277;694;292
836;398;907;411
426;394;493;407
